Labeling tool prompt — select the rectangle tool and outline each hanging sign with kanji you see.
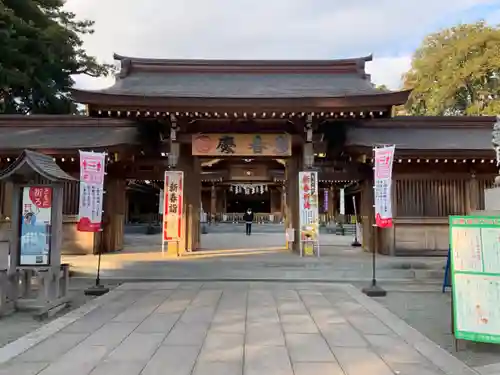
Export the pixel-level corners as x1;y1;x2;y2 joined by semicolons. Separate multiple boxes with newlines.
192;133;291;156
374;145;395;228
163;171;184;241
77;151;105;232
299;171;319;254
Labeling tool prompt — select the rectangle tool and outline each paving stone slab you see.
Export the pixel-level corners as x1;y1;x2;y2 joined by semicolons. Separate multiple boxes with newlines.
364;334;432;365
163;322;209;346
116;282;180;290
285;333;336;362
280;314;318;333
0;288;125;364
13;332;89;362
105;332;165;362
180;307;217;324
0;362;49;375
134;313;179;333
244;345;293;374
293;362;345;375
389;363;446;375
0;282;483;375
89;361;146;375
332;347;395;375
319;323;369;348
346;315;394;335
37;344;109;375
193;361;243;375
141;345;200;375
245;322;285;346
198;332;244;362
81;322;139;348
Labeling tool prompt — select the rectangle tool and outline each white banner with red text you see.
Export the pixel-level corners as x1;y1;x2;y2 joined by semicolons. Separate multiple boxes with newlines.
163;171;184;241
374;145;395;228
299;171;319;255
77;151;105;232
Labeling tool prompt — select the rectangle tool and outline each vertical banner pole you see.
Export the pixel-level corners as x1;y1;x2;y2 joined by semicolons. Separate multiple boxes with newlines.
94;154;106;289
362;144;395;298
83;151;109;296
351;195;361;247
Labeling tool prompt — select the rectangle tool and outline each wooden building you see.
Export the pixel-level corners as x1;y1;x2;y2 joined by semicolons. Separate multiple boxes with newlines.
0;54;496;256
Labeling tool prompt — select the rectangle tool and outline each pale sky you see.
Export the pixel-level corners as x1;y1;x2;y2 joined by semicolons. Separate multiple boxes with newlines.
66;0;500;91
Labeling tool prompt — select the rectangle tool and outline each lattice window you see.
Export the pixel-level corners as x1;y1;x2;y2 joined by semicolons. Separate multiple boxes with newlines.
395;178;467;217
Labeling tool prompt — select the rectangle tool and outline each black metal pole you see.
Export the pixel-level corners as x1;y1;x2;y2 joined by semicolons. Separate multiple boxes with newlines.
362;145;386;297
351;196;361;247
372;241;376;286
84;151;110;296
95;247;102;286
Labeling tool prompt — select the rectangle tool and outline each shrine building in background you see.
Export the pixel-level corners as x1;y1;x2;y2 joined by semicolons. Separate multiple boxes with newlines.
0;54;496;256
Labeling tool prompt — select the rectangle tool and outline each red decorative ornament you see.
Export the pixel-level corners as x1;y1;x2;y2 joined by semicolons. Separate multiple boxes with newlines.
194;135;213;153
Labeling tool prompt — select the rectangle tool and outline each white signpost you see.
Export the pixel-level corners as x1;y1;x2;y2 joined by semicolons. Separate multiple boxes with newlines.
339;188;345;215
162;171;184;256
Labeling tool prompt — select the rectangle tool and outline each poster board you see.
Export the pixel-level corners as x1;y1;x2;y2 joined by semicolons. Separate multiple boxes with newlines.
19;187;53;266
449;216;500;344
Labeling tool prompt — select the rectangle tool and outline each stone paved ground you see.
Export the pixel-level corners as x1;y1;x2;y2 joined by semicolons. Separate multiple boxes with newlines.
0;282;480;375
0;280;121;348
63;233;446;282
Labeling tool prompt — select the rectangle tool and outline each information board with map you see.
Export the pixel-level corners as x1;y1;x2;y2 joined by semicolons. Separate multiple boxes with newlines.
449;216;500;344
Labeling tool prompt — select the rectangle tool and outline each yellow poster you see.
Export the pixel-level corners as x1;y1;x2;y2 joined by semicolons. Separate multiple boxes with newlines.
192;133;291;156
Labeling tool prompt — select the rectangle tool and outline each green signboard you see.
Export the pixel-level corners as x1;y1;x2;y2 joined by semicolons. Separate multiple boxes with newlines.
449;216;500;344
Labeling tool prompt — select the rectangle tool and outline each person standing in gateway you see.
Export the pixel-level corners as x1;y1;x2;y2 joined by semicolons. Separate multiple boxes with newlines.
243;208;254;235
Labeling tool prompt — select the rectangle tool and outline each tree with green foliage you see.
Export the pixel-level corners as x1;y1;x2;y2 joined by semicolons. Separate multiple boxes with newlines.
375;84;389;92
403;21;500;116
0;0;111;114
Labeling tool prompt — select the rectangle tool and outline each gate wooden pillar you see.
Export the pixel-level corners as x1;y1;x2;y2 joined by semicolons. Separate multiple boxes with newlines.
210;184;217;217
101;177;126;253
285;147;303;253
167;144;201;254
328;185;334;218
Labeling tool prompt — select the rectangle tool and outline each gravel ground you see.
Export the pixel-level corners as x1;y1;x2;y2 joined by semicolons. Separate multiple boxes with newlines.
371;286;500;368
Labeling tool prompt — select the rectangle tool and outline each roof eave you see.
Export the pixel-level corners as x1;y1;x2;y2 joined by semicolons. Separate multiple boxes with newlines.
112;53;374;67
71;89;410;112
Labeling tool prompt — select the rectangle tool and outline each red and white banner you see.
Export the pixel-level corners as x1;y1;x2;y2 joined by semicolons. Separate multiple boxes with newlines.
374;145;395;228
163;171;184;241
77;151;105;232
298;171;319;248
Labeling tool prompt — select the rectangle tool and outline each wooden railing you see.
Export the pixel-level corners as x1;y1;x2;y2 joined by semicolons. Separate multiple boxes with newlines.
209;213;284;223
